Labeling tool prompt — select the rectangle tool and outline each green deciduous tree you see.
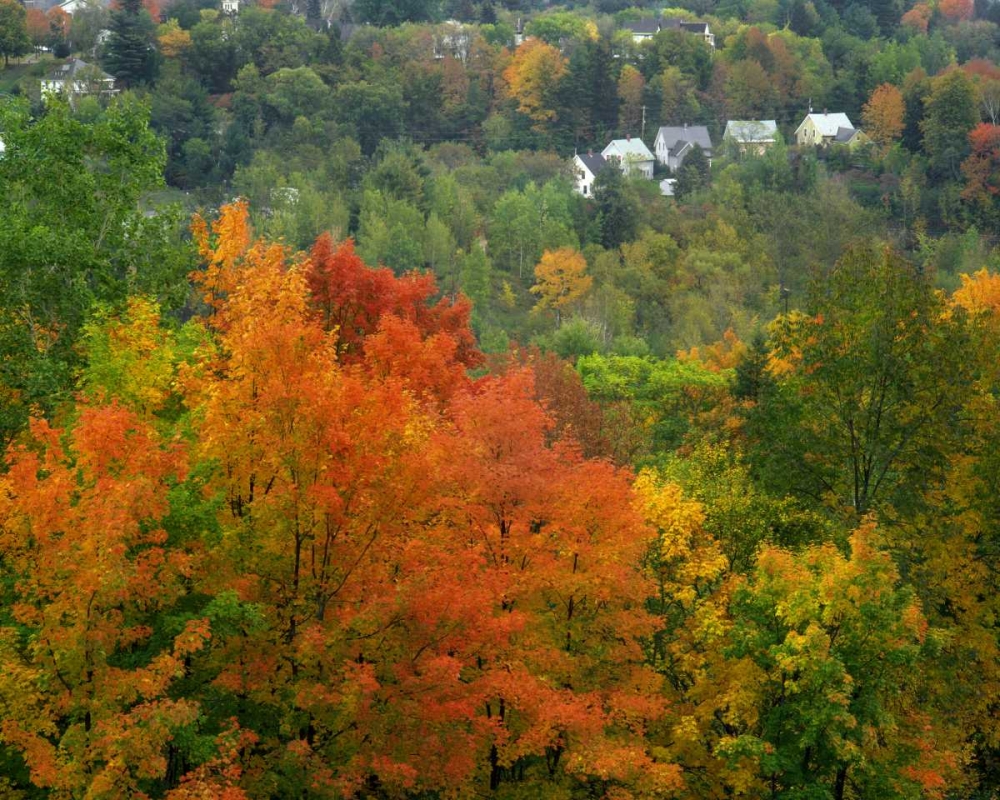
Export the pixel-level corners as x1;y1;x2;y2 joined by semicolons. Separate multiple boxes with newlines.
746;244;972;520
0;96;193;444
0;0;30;66
922;68;980;179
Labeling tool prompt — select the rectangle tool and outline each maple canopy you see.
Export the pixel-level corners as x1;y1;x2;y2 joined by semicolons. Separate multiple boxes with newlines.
0;203;994;799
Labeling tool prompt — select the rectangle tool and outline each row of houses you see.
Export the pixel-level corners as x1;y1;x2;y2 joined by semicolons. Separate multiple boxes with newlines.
574;112;869;196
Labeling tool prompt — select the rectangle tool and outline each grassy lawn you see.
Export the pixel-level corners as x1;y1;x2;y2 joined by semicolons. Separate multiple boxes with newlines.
0;56;57;96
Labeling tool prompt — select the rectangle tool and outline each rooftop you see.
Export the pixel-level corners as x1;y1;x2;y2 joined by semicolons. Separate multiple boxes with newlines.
797;112;854;137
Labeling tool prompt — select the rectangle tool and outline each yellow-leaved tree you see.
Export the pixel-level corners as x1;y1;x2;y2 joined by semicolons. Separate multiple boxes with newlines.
503;38;567;130
531;247;592;324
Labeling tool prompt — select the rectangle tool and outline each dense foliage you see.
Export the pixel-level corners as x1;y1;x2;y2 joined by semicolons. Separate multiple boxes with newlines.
2;0;1000;794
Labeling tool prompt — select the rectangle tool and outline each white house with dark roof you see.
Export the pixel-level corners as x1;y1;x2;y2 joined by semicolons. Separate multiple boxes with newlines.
621;16;715;47
661;18;715;48
723;120;779;155
601;137;655;179
654;124;713;171
573;152;609;196
622;18;660;42
794;112;854;147
41;59;117;102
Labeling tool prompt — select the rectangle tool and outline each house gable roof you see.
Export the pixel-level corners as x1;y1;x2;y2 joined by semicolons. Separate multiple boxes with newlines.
575;152;608;177
655;125;713;154
602;138;654;162
834;126;860;143
795;112;853;137
622;18;660;34
661;17;710;32
45;58;114;82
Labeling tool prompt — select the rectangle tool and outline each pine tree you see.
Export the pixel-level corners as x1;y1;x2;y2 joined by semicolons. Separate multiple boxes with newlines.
306;0;322;28
103;0;155;87
674;144;710;199
593;165;639;249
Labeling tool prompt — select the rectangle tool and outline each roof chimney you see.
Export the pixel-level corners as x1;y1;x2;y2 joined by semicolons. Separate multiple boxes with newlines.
823;108;828;115
588;150;593;156
626;133;631;141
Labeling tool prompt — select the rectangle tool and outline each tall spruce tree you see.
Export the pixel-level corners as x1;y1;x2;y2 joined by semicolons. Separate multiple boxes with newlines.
593;165;639;249
307;0;323;28
103;0;156;87
674;144;710;199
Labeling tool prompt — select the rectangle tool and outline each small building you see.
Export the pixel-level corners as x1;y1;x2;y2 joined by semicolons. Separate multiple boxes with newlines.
661;18;715;48
654;124;713;171
57;0;88;13
601;136;655;179
221;0;239;14
573;152;608;196
41;59;117;102
622;18;660;43
833;126;870;149
723;119;779;156
794;112;855;147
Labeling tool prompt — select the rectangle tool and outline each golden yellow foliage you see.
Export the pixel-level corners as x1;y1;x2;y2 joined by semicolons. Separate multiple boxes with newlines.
503;38;567;128
157;19;192;58
952;268;1000;315
531;247;592;315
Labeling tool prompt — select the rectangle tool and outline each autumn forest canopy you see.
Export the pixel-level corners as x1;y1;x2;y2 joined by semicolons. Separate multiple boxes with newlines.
2;0;1000;794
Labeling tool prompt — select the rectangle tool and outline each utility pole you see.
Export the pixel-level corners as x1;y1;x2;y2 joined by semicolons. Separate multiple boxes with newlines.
641;104;646;141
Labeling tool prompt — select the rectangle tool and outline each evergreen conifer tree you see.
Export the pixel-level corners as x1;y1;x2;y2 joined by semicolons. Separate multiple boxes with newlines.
674;144;710;199
103;0;155;87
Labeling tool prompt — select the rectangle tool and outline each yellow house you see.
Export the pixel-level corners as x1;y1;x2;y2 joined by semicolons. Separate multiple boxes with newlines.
794;112;855;147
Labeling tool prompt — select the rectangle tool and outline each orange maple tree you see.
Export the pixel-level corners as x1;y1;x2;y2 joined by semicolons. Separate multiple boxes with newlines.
0;405;208;795
940;0;973;21
901;3;931;32
960;123;1000;204
862;83;905;149
177;204;680;796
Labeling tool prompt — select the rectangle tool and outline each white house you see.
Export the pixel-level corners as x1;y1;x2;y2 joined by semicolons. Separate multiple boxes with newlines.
723;120;779;155
654;124;713;171
794;112;855;147
662;18;715;48
622;18;660;43
622;17;715;47
57;0;89;13
601;137;655;179
573;152;608;196
41;59;117;102
221;0;239;14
